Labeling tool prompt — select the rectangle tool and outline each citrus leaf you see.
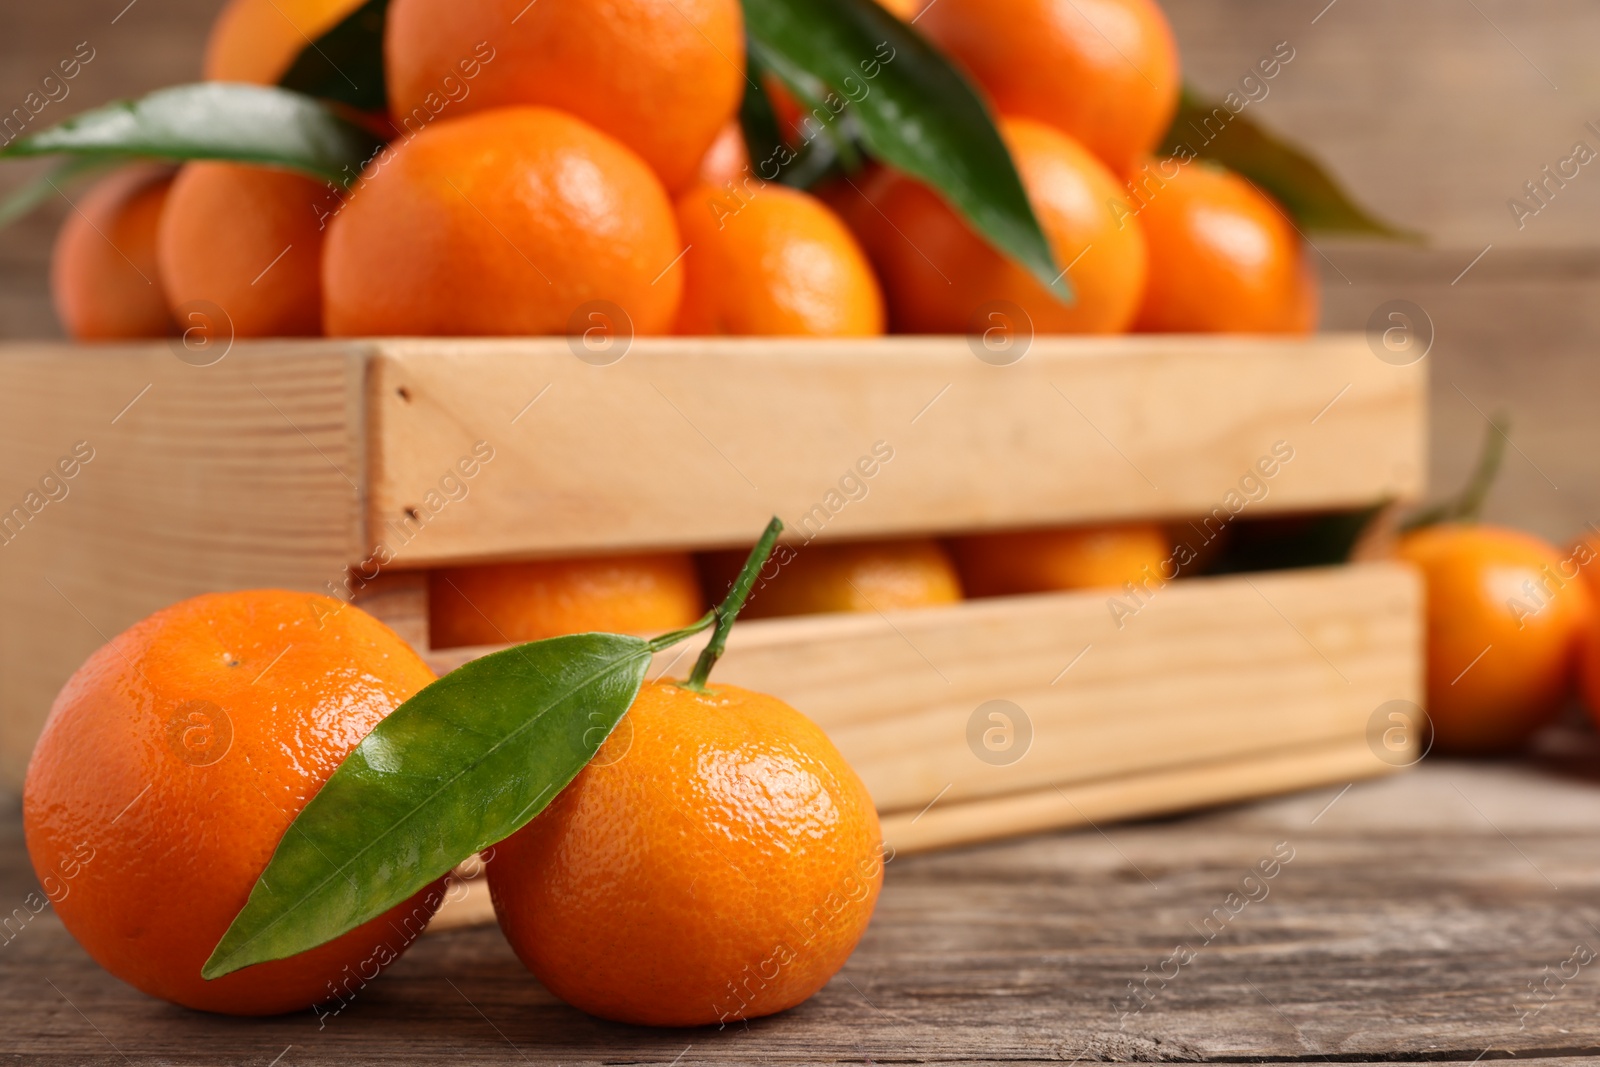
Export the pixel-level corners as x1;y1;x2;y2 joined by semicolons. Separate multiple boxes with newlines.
202;633;655;979
278;0;390;111
0;155;128;229
0;83;384;188
1161;87;1419;240
744;0;1069;300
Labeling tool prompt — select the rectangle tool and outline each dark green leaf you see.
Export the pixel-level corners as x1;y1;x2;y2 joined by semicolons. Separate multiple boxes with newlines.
278;0;390;112
0;83;385;188
1161;87;1419;240
744;0;1069;300
740;47;846;190
202;633;654;979
0;155;129;228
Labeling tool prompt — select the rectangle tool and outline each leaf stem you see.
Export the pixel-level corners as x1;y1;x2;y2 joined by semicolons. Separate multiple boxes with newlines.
681;517;784;692
646;610;717;654
1401;413;1508;531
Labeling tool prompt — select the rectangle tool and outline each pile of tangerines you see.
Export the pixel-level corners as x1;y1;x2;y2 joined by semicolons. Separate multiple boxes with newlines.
54;0;1314;342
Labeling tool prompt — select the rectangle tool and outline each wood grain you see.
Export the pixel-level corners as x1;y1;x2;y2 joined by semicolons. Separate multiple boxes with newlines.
0;341;367;785
413;562;1420;851
5;756;1600;1063
366;335;1424;564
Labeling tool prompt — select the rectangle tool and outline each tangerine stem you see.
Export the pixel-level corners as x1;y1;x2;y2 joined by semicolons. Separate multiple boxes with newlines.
681;516;784;692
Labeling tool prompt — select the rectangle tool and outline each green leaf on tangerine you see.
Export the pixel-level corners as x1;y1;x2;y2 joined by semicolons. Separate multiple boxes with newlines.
201;632;654;980
1161;87;1420;240
0;83;384;189
743;0;1070;300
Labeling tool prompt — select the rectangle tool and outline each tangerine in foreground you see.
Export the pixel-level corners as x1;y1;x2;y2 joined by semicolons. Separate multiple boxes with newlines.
23;590;444;1014
487;680;884;1026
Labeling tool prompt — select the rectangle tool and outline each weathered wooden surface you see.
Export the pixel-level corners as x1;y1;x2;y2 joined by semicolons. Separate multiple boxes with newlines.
5;753;1600;1064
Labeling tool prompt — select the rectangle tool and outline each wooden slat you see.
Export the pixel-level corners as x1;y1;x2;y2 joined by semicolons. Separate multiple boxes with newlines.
366;335;1425;564
420;562;1420;838
0;342;368;786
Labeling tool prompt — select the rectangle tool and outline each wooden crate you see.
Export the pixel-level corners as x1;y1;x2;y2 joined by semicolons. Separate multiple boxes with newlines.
0;335;1426;852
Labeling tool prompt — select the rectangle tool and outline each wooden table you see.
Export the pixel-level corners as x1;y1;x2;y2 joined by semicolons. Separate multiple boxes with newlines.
4;748;1599;1065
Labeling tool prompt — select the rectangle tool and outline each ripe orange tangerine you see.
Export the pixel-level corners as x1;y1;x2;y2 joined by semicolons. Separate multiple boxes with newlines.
157;162;329;338
22;590;443;1014
916;0;1180;177
203;0;368;84
671;181;885;336
843;118;1147;334
953;523;1171;597
384;0;744;192
51;164;177;341
323;106;683;337
1394;524;1591;754
707;539;964;619
1129;158;1319;334
428;553;706;649
488;680;884;1027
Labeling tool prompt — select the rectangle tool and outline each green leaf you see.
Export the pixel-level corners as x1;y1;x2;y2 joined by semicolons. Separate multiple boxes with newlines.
744;0;1069;300
739;48;846;190
1161;87;1419;240
0;83;385;188
278;0;391;112
202;633;656;979
0;155;129;228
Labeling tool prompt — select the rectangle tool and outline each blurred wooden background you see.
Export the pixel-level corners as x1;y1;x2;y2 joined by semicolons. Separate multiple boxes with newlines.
2;0;1597;545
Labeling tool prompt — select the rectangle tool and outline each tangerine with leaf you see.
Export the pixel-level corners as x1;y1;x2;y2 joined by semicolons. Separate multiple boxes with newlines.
22;590;445;1014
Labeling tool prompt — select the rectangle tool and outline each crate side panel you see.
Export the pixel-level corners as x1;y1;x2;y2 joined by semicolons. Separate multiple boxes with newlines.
0;342;366;786
366;336;1424;564
675;562;1421;813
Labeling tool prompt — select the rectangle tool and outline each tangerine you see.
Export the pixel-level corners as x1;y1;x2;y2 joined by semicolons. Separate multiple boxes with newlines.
708;539;963;619
22;590;443;1014
50;164;177;341
487;680;884;1026
916;0;1180;177
429;553;706;649
672;181;885;336
844;117;1146;334
1130;158;1318;334
384;0;744;192
323;106;683;337
1394;524;1591;754
203;0;367;84
953;523;1171;597
157;162;329;338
